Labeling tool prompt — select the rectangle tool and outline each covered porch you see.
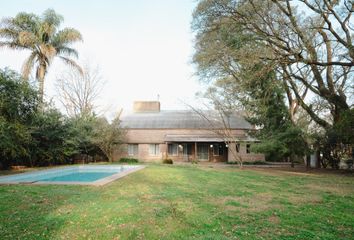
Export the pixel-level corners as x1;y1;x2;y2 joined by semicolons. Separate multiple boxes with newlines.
164;135;228;162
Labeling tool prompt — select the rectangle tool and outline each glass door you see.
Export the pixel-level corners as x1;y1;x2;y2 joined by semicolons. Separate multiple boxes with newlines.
197;144;209;161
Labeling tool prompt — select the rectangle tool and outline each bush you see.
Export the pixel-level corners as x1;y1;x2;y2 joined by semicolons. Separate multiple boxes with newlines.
162;159;173;164
345;159;353;170
227;161;268;165
118;158;139;163
243;161;268;165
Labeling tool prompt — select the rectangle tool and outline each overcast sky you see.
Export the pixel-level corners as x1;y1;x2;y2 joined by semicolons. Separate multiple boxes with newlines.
0;0;205;117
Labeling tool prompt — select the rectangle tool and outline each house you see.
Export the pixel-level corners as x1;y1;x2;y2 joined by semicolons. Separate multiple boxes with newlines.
119;101;265;163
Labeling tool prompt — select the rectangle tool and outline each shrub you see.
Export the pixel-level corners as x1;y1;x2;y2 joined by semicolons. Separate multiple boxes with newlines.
227;161;268;165
242;161;268;165
345;159;353;170
162;159;173;164
191;159;198;164
118;158;139;163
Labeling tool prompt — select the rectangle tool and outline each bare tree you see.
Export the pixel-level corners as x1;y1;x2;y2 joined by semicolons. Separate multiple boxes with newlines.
193;0;354;128
56;63;104;117
187;98;246;168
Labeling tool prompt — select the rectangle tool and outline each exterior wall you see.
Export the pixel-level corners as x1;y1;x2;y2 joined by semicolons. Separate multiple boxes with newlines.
165;143;227;162
227;143;265;163
119;128;265;162
120;143;166;162
120;142;228;162
125;129;246;144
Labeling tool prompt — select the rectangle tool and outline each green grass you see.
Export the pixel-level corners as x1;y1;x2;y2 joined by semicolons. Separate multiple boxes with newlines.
0;165;353;239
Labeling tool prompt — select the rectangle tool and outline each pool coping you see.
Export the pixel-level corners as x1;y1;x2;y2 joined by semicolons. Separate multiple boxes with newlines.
0;165;146;186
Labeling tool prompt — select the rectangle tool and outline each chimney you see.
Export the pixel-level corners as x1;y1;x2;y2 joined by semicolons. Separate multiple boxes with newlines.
133;101;160;113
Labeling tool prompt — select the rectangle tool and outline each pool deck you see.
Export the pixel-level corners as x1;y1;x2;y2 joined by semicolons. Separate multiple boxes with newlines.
0;165;146;186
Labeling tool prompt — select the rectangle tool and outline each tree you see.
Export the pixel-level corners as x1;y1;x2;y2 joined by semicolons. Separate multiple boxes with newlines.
0;69;111;169
0;9;82;102
316;108;354;168
192;0;353;167
65;115;103;162
192;0;353;128
242;68;308;164
30;108;74;166
93;116;125;162
190;105;246;167
56;63;104;118
0;68;39;169
195;73;308;166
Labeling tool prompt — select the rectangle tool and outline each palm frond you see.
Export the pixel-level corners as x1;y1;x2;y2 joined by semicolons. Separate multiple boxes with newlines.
0;12;40;47
52;28;82;47
0;9;82;102
0;41;29;50
56;46;79;58
40;9;63;38
12;12;40;33
42;9;63;27
39;44;57;63
0;28;17;40
21;52;38;80
18;31;37;46
59;56;83;75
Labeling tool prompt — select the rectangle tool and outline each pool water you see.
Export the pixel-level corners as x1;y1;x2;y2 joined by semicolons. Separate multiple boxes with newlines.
0;165;143;185
39;172;116;182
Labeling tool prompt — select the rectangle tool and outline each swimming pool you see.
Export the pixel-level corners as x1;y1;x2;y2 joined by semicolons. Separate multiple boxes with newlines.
0;165;144;186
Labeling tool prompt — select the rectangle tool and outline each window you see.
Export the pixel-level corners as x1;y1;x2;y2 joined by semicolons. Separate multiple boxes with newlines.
128;144;138;156
213;143;224;156
168;144;178;156
149;144;160;156
236;143;240;153
246;144;251;154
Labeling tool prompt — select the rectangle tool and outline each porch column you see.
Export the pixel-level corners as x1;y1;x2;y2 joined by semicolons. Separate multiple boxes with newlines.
165;142;168;159
228;142;236;163
194;142;197;162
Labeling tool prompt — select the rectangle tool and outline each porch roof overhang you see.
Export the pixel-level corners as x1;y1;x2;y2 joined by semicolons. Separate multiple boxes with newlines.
164;134;224;143
164;134;260;143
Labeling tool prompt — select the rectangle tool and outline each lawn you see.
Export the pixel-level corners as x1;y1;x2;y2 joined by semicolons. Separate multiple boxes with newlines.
0;164;353;240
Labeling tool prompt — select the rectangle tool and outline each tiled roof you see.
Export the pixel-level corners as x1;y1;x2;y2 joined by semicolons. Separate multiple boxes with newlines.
121;110;253;129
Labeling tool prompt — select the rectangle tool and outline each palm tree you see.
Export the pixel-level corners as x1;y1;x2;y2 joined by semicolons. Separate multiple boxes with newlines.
0;9;82;102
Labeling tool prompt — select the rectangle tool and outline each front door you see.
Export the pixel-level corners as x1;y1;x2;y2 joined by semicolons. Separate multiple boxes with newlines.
197;144;209;161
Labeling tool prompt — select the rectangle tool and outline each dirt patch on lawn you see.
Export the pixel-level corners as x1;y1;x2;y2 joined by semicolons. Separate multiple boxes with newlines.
268;214;280;224
213;192;281;213
286;193;323;205
305;183;354;195
247;166;354;177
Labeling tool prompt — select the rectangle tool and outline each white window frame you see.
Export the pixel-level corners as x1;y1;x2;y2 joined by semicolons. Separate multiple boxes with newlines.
128;144;138;156
149;144;160;156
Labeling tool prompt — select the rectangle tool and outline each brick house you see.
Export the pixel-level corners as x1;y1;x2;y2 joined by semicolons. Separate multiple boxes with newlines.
119;101;265;163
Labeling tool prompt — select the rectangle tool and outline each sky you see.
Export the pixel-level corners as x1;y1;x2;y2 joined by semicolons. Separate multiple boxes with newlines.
0;0;204;118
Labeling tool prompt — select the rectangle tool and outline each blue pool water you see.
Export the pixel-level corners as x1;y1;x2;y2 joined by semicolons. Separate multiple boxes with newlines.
0;165;142;185
39;172;116;182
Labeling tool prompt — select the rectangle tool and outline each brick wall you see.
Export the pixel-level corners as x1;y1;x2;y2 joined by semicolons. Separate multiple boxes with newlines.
117;128;265;162
124;129;246;143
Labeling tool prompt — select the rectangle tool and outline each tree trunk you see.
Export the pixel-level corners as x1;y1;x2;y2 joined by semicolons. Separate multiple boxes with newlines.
306;155;311;169
290;154;295;168
37;63;46;104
